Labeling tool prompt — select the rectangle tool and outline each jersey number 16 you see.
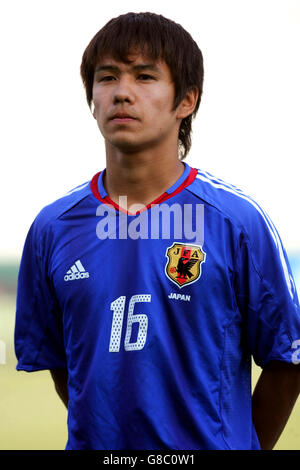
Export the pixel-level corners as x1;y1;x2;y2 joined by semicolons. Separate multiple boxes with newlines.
109;294;151;352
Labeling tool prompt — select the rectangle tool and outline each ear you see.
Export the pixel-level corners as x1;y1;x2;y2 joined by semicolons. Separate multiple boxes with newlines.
176;87;199;120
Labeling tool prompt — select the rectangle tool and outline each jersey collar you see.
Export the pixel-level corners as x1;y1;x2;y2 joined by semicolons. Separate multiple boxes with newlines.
91;162;198;215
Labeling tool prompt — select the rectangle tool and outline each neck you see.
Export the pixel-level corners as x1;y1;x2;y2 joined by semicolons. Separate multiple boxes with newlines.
103;141;185;211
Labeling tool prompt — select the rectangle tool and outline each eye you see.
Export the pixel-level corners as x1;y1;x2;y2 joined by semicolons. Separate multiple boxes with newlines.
98;76;116;82
138;74;154;81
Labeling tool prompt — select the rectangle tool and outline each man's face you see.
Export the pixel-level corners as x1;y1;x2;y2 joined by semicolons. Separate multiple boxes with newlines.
92;53;180;153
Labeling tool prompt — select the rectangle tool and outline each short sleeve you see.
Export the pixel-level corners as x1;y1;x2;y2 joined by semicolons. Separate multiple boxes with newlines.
234;208;300;368
14;218;67;371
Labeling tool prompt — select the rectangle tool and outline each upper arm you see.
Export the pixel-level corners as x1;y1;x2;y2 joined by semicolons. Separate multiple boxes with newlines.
263;360;300;385
14;219;66;372
234;207;300;368
50;369;69;408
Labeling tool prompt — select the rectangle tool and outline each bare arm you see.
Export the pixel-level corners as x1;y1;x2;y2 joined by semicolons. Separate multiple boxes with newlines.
252;361;300;450
50;369;69;409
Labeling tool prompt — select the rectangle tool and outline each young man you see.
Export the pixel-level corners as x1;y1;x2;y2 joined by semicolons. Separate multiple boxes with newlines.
15;12;300;450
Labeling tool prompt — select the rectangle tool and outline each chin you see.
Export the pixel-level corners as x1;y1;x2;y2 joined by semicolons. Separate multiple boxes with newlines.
109;137;148;154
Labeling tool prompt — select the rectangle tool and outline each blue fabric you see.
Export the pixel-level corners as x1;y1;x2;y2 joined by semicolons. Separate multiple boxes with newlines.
14;168;300;450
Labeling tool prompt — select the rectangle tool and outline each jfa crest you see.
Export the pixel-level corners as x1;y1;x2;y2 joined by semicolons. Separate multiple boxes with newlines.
165;243;206;288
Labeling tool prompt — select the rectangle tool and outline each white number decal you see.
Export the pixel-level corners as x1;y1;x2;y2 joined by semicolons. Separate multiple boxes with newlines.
292;339;300;365
109;294;151;352
109;296;126;352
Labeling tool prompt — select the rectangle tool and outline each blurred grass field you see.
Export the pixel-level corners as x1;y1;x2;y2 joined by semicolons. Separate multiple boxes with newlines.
1;292;300;450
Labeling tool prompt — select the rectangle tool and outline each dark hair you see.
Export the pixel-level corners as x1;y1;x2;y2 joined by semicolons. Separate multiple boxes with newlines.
80;12;204;159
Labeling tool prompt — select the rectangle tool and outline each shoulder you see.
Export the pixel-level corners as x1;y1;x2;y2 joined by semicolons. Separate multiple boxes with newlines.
188;168;298;300
188;168;297;295
31;180;92;238
188;168;276;240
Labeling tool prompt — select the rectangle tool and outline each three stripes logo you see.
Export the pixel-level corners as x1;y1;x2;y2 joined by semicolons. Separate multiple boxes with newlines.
64;259;90;281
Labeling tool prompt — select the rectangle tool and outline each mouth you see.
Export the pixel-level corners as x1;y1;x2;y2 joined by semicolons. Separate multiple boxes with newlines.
112;117;136;123
109;112;137;123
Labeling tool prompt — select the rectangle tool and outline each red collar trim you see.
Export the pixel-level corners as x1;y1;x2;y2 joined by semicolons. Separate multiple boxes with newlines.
90;167;198;215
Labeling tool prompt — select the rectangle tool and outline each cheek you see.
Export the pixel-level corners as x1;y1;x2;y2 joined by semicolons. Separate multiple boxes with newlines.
149;87;175;115
92;88;107;114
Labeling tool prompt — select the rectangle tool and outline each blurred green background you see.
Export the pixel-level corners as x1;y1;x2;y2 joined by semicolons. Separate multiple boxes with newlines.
0;261;299;450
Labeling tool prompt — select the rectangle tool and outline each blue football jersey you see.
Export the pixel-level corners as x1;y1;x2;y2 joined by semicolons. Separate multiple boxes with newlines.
14;162;300;450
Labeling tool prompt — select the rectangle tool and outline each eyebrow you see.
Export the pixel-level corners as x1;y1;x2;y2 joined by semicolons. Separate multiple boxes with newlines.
94;63;161;74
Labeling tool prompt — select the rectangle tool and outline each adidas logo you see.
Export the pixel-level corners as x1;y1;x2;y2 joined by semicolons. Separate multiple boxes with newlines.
64;260;90;281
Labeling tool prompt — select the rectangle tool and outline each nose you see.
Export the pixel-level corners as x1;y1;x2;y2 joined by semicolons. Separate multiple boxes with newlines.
113;77;134;104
